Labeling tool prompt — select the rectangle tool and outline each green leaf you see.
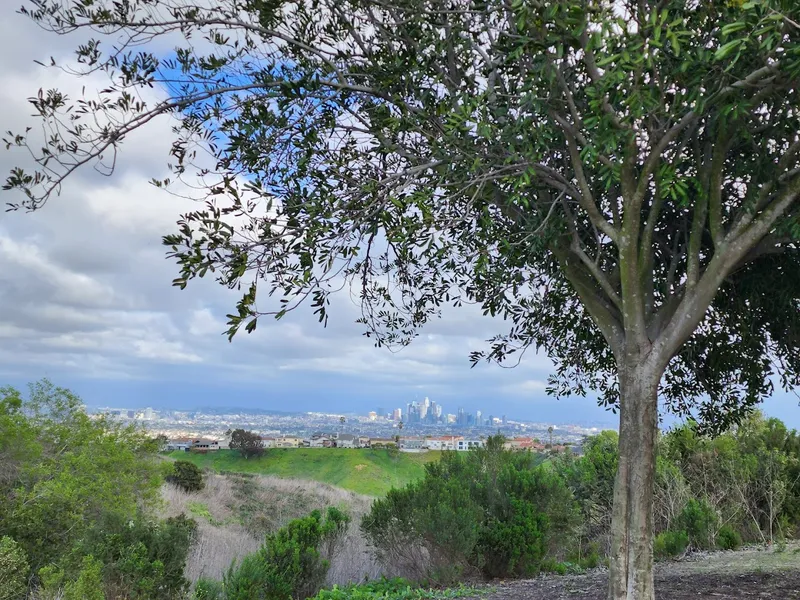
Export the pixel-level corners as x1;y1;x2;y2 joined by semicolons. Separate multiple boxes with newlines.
714;39;744;61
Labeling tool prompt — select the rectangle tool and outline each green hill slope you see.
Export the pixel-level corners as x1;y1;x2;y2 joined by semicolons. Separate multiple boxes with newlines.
165;448;441;496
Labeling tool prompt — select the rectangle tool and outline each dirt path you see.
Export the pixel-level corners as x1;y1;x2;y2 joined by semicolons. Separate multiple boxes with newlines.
476;545;800;600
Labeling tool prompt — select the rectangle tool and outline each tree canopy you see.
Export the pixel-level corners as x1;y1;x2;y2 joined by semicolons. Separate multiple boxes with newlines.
229;428;265;459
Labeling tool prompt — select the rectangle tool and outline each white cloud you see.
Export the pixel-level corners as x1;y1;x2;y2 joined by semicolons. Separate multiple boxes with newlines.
0;6;576;421
501;379;549;396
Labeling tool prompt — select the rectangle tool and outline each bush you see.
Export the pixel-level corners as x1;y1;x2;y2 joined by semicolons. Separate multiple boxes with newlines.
716;525;742;551
224;507;349;600
77;512;197;599
63;555;104;600
676;499;717;550
167;460;205;493
0;536;29;600
654;531;689;559
566;541;601;570
362;436;580;582
193;577;224;600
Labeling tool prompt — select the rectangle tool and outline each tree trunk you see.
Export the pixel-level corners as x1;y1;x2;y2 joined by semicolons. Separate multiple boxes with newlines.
607;360;661;600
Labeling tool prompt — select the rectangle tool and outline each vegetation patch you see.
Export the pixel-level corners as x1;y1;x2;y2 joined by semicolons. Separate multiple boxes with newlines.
166;449;440;496
311;578;484;600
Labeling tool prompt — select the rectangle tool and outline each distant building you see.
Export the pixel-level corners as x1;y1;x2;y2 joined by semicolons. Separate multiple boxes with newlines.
275;436;302;448
258;436;277;448
399;436;424;451
307;433;332;448
456;439;485;452
190;438;220;452
165;437;193;452
335;434;357;448
424;435;462;451
503;437;545;452
368;411;378;421
392;408;402;421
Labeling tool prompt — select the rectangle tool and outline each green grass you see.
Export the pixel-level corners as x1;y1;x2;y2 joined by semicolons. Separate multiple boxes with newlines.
311;578;485;600
165;449;441;496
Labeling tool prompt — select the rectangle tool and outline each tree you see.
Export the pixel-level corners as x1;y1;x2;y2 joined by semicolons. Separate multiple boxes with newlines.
0;380;162;572
229;429;264;460
167;460;205;492
5;2;800;598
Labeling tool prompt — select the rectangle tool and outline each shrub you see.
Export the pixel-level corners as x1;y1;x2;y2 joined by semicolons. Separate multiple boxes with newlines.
224;507;349;600
193;577;224;600
0;536;29;600
653;531;689;559
77;512;197;599
676;499;717;550
362;436;580;582
167;460;205;492
716;525;742;551
37;564;65;600
539;558;568;575
566;541;601;570
63;555;104;600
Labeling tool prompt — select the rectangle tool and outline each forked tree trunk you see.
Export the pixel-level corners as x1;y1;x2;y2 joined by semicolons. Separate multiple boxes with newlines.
607;359;662;600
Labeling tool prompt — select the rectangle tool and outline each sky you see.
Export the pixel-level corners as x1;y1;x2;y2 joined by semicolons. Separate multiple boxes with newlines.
0;9;797;429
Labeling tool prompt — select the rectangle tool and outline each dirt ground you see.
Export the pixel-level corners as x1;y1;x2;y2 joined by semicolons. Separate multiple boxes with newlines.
476;544;800;600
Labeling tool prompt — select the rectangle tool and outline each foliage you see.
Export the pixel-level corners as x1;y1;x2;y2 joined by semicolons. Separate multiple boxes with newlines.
661;413;800;546
555;431;618;547
653;531;689;560
676;499;718;550
362;436;580;582
229;430;265;460
0;380;196;600
0;536;28;600
193;577;224;600
716;525;742;551
63;555;104;600
310;578;481;600
78;513;197;599
224;507;349;600
168;460;206;493
0;380;163;572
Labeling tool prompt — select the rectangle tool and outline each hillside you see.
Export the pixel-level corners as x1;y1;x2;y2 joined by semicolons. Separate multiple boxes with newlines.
165;448;441;496
160;473;385;585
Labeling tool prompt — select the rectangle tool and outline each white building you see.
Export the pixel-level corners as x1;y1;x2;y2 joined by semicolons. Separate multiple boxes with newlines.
456;439;485;451
424;436;462;451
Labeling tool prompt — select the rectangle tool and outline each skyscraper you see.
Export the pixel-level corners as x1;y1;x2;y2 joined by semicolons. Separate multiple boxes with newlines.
419;397;430;421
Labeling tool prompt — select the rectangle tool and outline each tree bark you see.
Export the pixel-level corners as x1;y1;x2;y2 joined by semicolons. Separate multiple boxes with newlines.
607;358;661;600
